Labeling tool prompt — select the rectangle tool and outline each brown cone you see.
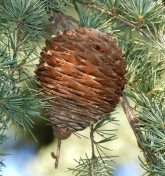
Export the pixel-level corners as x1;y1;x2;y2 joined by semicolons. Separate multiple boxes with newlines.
35;28;127;139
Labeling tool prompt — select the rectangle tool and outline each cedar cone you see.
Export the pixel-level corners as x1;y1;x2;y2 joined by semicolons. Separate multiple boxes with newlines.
35;28;127;140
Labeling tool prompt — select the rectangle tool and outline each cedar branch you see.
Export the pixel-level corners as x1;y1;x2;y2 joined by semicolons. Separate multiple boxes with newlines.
75;0;154;39
120;94;158;167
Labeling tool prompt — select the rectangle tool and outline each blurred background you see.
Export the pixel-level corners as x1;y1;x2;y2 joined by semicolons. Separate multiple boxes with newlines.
0;3;144;176
1;104;144;176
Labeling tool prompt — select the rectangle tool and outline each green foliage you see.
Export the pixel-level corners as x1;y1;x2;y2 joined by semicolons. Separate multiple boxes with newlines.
1;0;165;175
74;2;112;33
0;0;50;173
0;84;48;140
125;91;165;175
96;0;123;12
68;114;118;176
116;1;165;175
73;0;165;175
122;0;164;22
42;0;72;11
4;0;48;40
69;154;114;176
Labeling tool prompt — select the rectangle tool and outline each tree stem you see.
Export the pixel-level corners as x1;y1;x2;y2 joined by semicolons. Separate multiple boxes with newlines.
90;125;96;176
16;22;22;48
121;94;144;146
51;138;61;169
121;94;138;132
120;93;157;166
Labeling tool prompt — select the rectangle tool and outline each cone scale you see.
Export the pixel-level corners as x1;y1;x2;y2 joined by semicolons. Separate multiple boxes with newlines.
35;28;127;168
35;27;127;139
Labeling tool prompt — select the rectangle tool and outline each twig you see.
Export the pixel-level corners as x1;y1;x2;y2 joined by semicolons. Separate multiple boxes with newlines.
16;18;22;48
121;94;145;146
75;0;154;39
120;93;158;166
121;94;144;148
90;125;96;176
120;94;144;151
11;18;22;85
51;138;62;169
86;4;135;29
50;11;80;35
120;94;138;132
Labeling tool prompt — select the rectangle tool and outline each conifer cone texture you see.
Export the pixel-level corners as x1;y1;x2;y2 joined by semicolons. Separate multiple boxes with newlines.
35;28;127;137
